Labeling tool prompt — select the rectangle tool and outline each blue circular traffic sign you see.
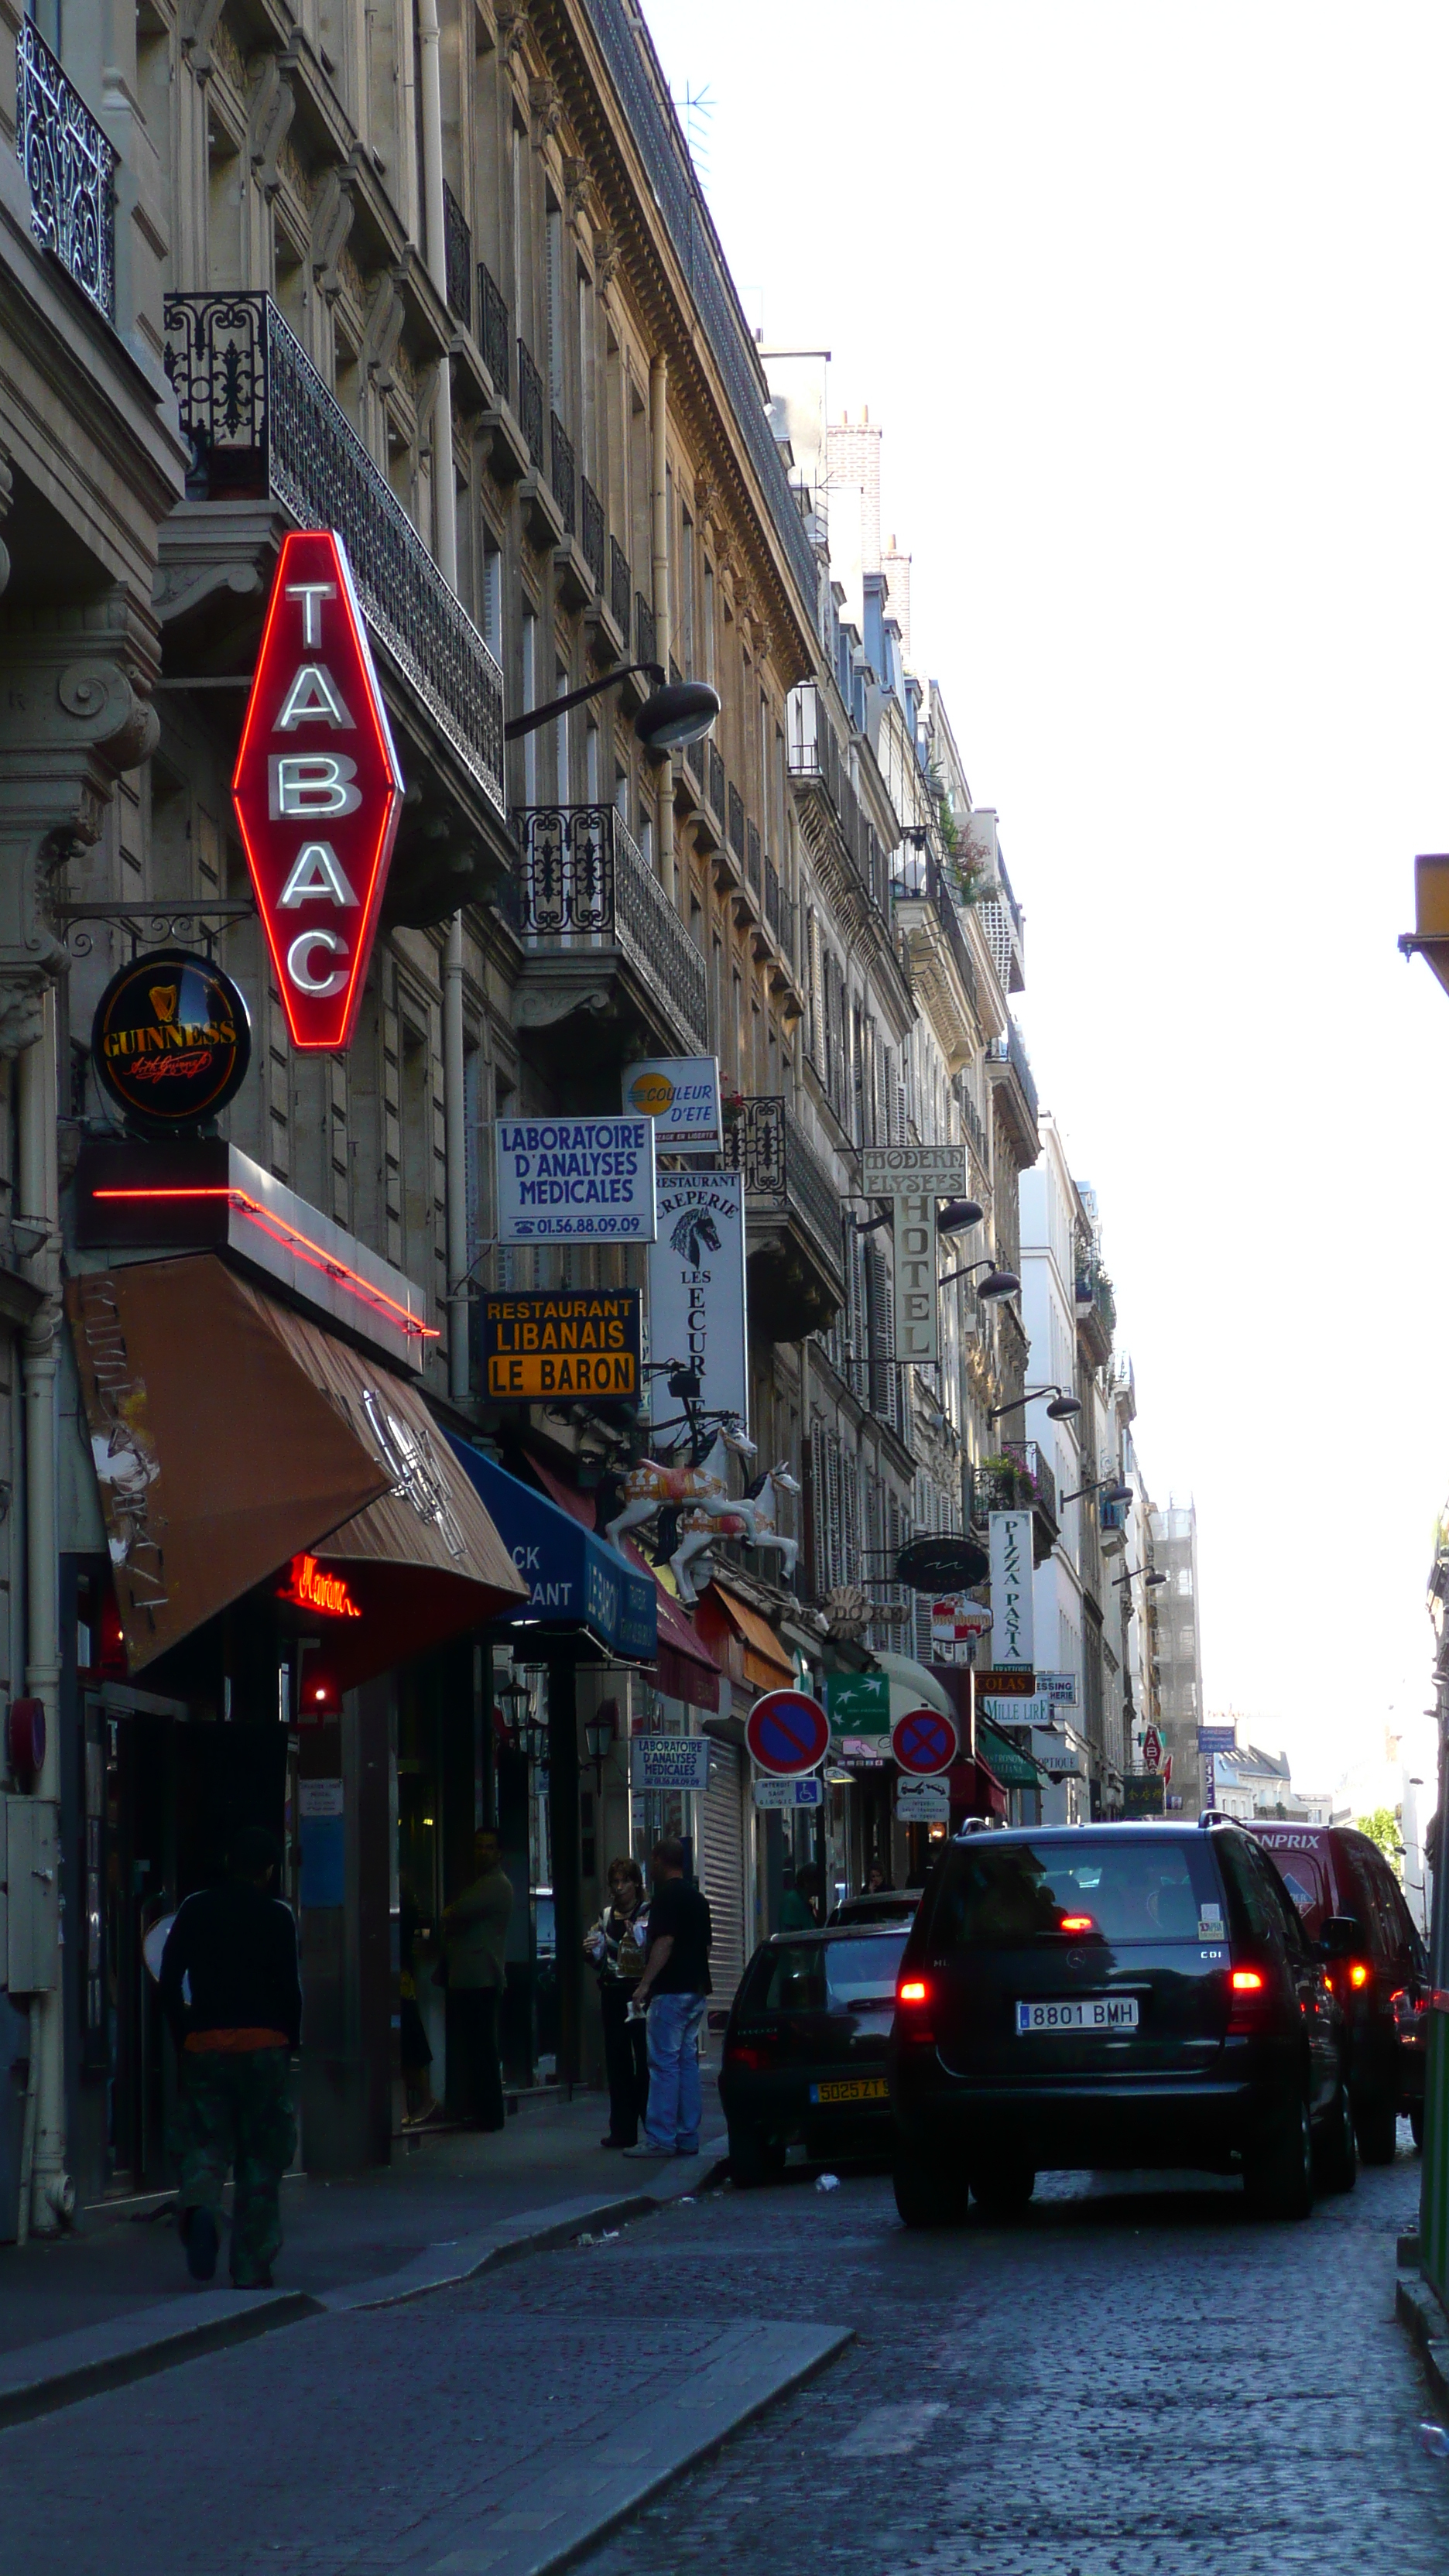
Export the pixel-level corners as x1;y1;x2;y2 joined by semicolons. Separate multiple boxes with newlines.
891;1704;959;1778
746;1687;830;1777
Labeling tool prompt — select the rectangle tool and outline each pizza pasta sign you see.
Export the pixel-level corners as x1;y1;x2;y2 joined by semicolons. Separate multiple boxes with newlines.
231;529;403;1050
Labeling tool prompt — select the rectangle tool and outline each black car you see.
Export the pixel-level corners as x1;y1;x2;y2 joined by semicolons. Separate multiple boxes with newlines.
1249;1821;1430;2159
720;1924;909;2186
888;1820;1353;2226
827;1890;924;1928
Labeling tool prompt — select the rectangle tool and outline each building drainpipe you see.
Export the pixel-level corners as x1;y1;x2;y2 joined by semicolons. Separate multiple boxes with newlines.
19;989;67;2234
649;354;671;899
418;0;470;1402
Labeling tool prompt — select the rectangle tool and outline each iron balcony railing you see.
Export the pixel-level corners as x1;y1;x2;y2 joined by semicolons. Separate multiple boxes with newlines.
163;291;505;819
581;477;605;591
786;682;878;911
747;822;762;903
550;411;576;536
508;804;707;1053
516;339;545;469
16;20;115;324
635;592;656;670
581;0;819;618
609;536;630;636
478;261;509;395
894;846;978;1016
707;742;726;820
728;783;745;863
1003;1439;1057;1530
985;1016;1040;1135
441;179;471;327
765;858;781;943
685;731;704;786
720;1095;843;1272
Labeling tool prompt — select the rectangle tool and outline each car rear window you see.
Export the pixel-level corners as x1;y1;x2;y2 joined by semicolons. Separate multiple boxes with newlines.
930;1836;1225;1948
759;1934;907;2011
1255;1841;1329;1936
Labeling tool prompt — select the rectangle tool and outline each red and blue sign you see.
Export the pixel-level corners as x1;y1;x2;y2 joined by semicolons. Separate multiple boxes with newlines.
891;1704;959;1778
745;1687;830;1778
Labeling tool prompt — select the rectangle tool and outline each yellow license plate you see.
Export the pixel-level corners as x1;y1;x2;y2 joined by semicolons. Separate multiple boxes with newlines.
808;2076;889;2105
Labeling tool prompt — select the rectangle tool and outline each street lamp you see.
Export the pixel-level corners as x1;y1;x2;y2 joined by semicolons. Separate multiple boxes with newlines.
989;1384;1082;1423
585;1699;618;1791
848;1195;984;1240
939;1256;1020;1300
1112;1565;1167;1589
503;662;721;753
1060;1472;1134;1506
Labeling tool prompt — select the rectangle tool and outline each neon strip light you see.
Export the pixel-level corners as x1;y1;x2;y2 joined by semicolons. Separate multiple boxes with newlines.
91;1187;439;1339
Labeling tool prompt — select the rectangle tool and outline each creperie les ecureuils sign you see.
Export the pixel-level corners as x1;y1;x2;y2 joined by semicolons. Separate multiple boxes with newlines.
231;529;403;1051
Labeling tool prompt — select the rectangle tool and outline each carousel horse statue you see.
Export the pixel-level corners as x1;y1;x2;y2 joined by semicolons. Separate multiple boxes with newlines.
603;1416;760;1557
670;1459;803;1606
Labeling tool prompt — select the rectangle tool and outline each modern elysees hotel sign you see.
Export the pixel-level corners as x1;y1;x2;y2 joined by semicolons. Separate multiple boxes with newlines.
231;529;403;1050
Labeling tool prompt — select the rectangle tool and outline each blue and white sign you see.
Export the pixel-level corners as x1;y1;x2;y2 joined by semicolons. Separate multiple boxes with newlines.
445;1436;656;1660
495;1117;657;1243
629;1735;713;1793
752;1775;824;1810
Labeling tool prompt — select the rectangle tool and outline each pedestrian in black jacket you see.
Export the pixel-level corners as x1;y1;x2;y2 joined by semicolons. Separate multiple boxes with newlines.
159;1824;300;2288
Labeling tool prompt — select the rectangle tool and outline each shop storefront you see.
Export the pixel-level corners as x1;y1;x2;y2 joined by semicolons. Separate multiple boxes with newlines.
62;1147;526;2195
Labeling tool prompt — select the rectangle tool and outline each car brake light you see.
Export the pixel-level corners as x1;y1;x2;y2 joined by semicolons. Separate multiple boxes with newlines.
1231;1969;1265;1992
1348;1961;1371;1990
898;1979;930;2004
724;2030;778;2071
1226;1964;1271;2035
1059;1915;1095;1933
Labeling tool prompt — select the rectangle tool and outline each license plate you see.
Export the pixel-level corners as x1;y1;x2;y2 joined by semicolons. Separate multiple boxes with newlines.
808;2075;890;2105
1015;1997;1139;2035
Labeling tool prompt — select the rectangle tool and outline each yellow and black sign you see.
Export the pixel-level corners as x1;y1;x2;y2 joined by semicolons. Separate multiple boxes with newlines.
481;1289;641;1402
91;949;252;1129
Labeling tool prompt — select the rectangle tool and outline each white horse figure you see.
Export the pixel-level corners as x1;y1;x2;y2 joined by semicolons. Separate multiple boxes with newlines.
604;1419;759;1557
670;1459;803;1607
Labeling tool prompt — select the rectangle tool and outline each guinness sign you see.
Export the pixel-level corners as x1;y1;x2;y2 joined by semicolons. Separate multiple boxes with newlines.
91;950;252;1130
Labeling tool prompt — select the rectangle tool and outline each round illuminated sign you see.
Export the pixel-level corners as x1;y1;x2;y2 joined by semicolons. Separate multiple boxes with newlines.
91;949;251;1129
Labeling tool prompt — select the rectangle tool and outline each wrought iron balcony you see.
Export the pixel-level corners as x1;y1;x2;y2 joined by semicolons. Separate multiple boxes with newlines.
581;476;605;590
516;340;545;470
747;822;762;904
985;1015;1040;1157
163;291;505;820
1074;1261;1115;1365
708;742;726;822
894;845;979;1062
16;21;115;325
728;783;745;864
971;1442;1057;1564
786;681;878;910
441;180;471;327
720;1094;844;1327
609;536;630;638
765;858;781;943
478;262;509;395
635;593;656;670
550;412;576;536
508;804;707;1053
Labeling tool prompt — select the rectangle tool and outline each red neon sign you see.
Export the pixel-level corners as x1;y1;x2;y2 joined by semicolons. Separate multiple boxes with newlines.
90;1186;437;1339
278;1554;363;1619
231;529;402;1051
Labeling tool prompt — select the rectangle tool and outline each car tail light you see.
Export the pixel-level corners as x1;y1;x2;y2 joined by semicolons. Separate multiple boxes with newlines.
1392;1987;1427;2032
724;2030;779;2071
1059;1915;1095;1934
1348;1961;1371;1991
1226;1964;1271;2034
896;1976;934;2043
898;1978;930;2004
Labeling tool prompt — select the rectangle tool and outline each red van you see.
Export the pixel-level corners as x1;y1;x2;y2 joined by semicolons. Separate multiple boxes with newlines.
1249;1822;1428;2160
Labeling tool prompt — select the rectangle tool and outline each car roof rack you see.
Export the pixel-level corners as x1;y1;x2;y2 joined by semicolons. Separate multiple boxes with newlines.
1197;1807;1232;1828
953;1816;995;1837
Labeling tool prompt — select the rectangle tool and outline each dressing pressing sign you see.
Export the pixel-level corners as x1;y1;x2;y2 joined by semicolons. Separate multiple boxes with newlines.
480;1290;641;1401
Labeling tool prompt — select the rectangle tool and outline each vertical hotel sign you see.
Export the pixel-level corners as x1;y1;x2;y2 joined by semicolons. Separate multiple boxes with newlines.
858;1144;968;1370
988;1510;1034;1668
231;530;403;1050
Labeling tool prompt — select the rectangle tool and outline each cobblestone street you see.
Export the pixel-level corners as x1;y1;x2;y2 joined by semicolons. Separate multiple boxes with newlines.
0;2133;1444;2576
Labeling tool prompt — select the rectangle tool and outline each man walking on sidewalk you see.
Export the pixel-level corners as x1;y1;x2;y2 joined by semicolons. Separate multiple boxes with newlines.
159;1824;300;2289
624;1838;711;2160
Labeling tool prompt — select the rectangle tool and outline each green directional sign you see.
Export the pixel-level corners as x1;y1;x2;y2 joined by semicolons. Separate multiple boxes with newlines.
825;1670;890;1736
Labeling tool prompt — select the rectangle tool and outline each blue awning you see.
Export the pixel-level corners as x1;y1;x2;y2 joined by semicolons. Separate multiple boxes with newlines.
445;1434;656;1660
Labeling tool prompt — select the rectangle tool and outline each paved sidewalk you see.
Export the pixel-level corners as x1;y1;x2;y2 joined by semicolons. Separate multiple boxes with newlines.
0;2081;725;2364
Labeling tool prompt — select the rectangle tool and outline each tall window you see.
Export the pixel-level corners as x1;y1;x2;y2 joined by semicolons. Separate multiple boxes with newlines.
679;512;694;674
546;200;564;412
511;122;525;327
521;607;538;803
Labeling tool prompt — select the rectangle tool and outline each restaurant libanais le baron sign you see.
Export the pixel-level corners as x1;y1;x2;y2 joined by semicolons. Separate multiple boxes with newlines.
480;1289;642;1402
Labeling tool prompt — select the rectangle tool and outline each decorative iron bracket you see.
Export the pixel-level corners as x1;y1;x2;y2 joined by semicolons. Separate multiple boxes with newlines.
53;900;256;961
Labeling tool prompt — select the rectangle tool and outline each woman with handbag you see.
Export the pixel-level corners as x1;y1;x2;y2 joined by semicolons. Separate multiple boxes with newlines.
584;1857;649;2148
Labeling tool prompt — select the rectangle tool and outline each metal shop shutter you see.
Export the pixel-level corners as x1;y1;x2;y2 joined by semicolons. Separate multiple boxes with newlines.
700;1738;746;2009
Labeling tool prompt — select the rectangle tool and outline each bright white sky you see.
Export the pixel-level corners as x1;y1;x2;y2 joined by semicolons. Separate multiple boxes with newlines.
642;0;1449;1798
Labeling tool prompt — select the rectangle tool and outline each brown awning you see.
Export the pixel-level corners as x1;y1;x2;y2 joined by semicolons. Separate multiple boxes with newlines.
694;1579;795;1696
67;1255;526;1673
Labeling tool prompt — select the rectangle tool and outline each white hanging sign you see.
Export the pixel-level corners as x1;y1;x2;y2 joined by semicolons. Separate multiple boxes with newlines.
624;1057;722;1153
495;1117;657;1243
629;1735;712;1793
648;1169;748;1427
988;1510;1034;1668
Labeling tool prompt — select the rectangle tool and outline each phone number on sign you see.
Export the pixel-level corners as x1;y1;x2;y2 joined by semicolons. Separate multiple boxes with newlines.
508;1215;646;1238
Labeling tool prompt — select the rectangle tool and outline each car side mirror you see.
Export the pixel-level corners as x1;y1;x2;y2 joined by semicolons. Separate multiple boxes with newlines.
1318;1916;1358;1959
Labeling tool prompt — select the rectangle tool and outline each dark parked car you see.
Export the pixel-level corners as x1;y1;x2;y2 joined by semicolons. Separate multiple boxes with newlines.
889;1820;1352;2226
1249;1821;1429;2159
827;1889;924;1928
721;1925;909;2186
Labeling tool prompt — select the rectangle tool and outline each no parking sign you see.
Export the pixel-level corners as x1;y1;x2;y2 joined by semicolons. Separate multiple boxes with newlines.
890;1704;959;1778
745;1688;830;1778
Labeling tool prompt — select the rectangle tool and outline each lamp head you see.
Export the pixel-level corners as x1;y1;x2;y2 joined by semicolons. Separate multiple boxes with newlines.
1105;1478;1133;1506
937;1197;984;1235
1045;1393;1082;1420
976;1266;1020;1301
635;679;721;752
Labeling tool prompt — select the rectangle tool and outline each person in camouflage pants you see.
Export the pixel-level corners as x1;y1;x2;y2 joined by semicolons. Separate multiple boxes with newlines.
170;2048;297;2287
160;1825;302;2290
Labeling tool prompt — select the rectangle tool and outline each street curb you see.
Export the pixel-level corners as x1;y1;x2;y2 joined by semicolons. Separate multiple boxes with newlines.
0;2288;317;2429
0;2146;730;2425
1396;2268;1449;2417
416;2319;854;2576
